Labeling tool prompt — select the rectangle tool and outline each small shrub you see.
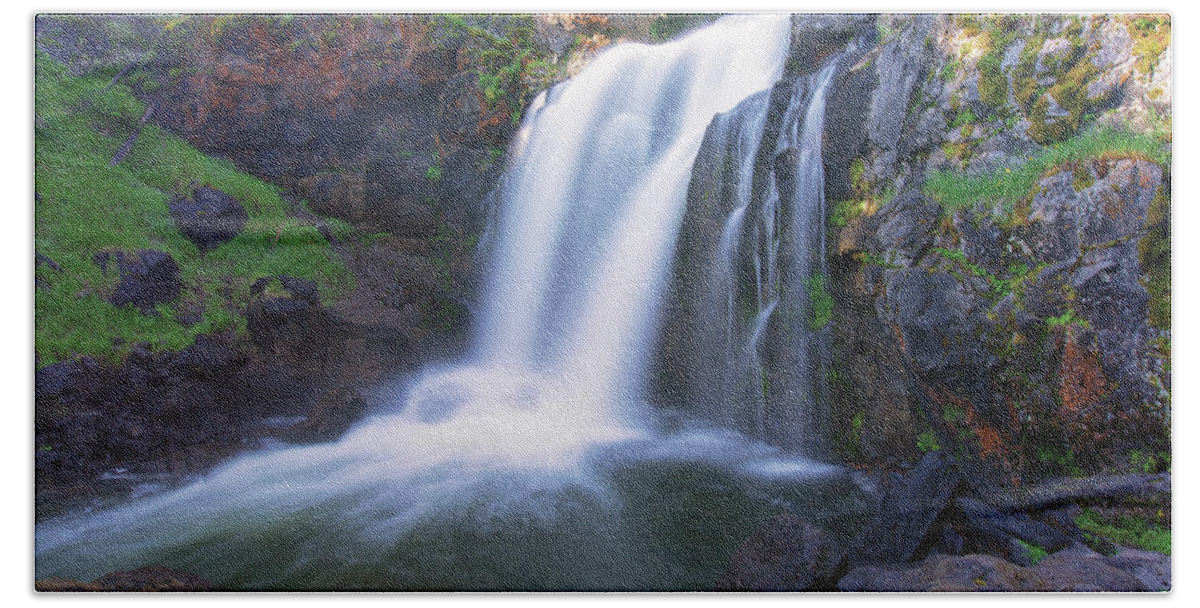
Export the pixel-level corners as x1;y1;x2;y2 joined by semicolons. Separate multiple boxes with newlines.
1047;309;1091;330
426;164;443;182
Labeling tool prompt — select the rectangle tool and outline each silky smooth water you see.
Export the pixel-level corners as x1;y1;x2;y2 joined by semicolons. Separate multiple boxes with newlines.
35;15;864;590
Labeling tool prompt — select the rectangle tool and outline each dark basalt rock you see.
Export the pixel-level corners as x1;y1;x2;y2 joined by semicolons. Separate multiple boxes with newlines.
250;275;321;305
35;250;63;272
877;268;991;373
951;496;1077;559
839;553;1035;592
108;250;182;315
845;451;960;570
872;190;941;266
169;186;249;252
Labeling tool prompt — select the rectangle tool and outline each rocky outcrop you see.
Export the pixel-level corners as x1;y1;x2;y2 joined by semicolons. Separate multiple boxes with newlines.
816;14;1171;485
35;280;413;519
718;514;844;591
723;453;1169;592
830;157;1167;484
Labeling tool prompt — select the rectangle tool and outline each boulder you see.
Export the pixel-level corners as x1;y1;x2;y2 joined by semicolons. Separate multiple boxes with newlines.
169;186;248;252
167;331;239;380
1105;548;1171;591
718;514;844;591
1033;545;1152;591
845;451;960;569
35;250;62;271
246;296;332;353
249;275;320;305
108;250;182;315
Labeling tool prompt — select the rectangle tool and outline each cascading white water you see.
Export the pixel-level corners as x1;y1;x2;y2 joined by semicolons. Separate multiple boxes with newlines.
401;13;794;468
38;15;859;590
665;57;840;455
470;14;792;415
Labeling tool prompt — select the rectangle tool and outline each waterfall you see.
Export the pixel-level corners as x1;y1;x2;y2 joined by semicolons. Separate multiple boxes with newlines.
38;15;860;591
658;56;841;457
471;14;791;413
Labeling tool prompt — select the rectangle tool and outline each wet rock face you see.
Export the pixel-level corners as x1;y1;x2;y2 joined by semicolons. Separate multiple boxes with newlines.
872;190;940;265
862;15;937;185
787;14;875;76
830;158;1166;483
820;13;1170;484
877;268;991;374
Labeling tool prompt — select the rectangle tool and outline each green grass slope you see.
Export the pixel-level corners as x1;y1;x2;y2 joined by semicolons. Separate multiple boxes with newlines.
35;52;353;367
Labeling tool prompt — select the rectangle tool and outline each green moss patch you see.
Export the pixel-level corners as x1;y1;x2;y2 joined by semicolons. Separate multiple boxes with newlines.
1140;181;1171;330
1076;507;1171;555
1126;15;1171;75
806;273;833;330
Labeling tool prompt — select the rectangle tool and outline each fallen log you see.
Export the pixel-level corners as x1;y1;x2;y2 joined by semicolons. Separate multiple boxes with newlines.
983;473;1170;512
109;103;155;166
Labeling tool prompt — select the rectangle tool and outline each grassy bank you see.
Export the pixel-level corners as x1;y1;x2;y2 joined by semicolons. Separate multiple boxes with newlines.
35;53;352;366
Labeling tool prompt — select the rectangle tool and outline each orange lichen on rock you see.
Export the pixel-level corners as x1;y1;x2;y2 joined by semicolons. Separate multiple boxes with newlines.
1058;326;1108;420
924;383;1021;486
172;16;440;137
965;404;1007;462
1056;326;1112;455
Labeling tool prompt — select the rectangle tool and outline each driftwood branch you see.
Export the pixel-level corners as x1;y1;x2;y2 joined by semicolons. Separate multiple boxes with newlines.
109;103;155;166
